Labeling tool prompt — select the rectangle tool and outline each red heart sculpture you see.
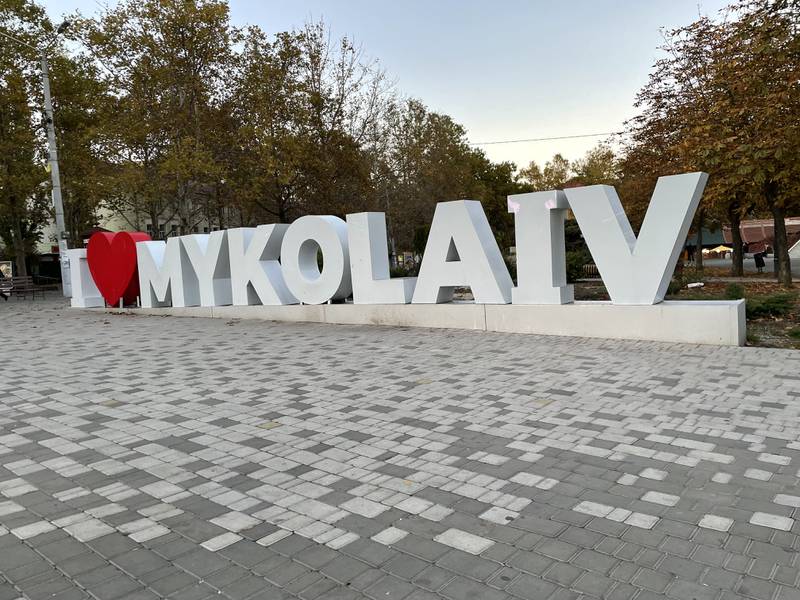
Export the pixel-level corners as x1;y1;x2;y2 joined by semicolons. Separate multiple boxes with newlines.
87;231;151;306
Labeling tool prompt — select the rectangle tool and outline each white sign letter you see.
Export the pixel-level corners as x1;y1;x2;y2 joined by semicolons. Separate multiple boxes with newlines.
412;200;512;304
181;232;232;307
228;225;297;306
565;172;708;305
281;216;352;304
508;190;573;304
67;249;104;308
137;238;199;308
347;212;415;304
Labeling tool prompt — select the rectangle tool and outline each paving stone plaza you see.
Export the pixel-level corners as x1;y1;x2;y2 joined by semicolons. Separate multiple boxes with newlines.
2;299;800;600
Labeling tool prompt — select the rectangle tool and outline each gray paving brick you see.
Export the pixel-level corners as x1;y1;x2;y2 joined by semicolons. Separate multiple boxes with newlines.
666;579;719;600
659;555;704;581
348;568;385;591
632;568;672;593
440;576;508;600
89;575;143;599
148;571;198;596
573;571;614;597
405;590;440;600
265;560;311;587
365;574;416;600
487;566;520;590
509;550;553;576
384;553;430;581
319;554;372;584
700;567;740;591
299;577;340;600
537;539;579;561
117;591;160;600
172;549;229;577
737;575;777;600
410;565;453;592
777;586;800;600
507;573;557;599
605;582;638;600
544;561;584;587
436;549;501;581
572;549;618;575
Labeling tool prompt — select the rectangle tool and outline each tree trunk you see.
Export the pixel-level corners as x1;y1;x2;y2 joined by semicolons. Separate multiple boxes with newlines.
216;183;225;230
695;209;704;272
150;212;161;240
10;217;28;277
728;201;744;277
278;197;288;224
766;182;792;286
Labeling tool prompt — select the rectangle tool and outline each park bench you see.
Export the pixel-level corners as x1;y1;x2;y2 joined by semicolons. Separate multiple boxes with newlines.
1;276;59;300
582;263;600;279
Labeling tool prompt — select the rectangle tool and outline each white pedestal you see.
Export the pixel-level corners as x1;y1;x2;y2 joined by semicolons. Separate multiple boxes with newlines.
87;299;746;346
484;301;745;346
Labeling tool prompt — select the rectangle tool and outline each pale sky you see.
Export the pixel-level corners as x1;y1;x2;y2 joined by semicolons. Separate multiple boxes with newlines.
41;0;731;169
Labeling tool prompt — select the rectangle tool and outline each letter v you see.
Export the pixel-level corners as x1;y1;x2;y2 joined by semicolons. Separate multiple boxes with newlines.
564;172;708;304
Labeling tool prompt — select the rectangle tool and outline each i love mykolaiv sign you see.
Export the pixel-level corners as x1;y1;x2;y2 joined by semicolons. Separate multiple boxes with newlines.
71;173;710;309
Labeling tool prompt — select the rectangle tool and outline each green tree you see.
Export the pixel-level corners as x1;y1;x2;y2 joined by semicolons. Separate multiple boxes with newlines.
720;0;800;285
470;155;522;252
293;21;391;217
227;29;305;223
384;99;479;248
519;153;571;191
49;52;114;246
622;2;800;284
78;0;239;237
573;144;619;186
0;0;51;275
0;67;49;275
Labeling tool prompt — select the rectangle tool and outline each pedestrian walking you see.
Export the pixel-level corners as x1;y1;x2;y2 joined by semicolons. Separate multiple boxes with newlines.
754;251;766;273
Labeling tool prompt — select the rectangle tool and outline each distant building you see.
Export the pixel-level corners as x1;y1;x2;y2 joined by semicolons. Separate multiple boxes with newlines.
32;208;217;281
723;217;800;255
685;228;726;250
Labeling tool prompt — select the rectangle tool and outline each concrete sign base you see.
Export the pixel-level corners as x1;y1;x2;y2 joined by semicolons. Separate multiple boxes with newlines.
89;300;746;346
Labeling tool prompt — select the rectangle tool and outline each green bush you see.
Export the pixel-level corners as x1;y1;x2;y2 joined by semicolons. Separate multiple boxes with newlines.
746;292;797;319
504;254;517;282
565;250;588;283
788;327;800;340
390;263;418;278
667;277;684;296
746;330;761;345
680;266;704;282
724;283;745;300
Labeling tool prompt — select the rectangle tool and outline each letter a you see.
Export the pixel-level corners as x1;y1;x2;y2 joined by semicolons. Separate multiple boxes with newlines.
412;201;512;304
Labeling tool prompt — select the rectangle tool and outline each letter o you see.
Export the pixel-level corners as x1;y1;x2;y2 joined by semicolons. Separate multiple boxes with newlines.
281;216;352;304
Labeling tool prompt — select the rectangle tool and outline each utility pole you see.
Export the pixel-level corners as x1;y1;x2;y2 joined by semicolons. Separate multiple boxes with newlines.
0;22;72;296
41;55;71;296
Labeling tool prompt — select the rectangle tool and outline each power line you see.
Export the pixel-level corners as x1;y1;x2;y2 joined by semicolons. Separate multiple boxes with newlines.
0;29;39;52
470;131;622;146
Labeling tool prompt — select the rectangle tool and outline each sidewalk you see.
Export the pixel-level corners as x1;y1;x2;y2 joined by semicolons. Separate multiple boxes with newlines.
1;298;799;600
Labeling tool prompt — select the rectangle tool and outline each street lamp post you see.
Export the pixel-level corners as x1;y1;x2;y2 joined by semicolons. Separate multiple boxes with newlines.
0;22;72;296
41;54;71;296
